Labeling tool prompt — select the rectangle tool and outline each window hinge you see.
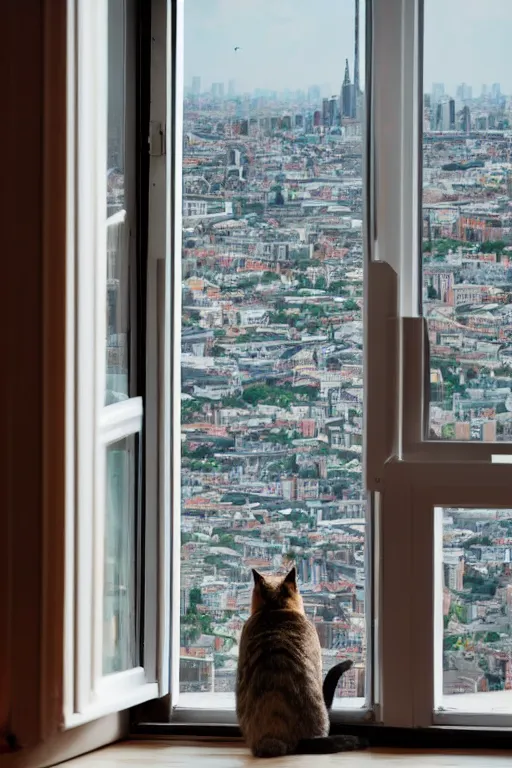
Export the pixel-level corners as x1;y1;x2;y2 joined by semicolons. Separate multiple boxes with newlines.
149;121;165;156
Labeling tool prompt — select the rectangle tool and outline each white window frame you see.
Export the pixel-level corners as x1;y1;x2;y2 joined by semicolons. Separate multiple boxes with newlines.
370;0;512;730
167;0;375;726
63;0;170;727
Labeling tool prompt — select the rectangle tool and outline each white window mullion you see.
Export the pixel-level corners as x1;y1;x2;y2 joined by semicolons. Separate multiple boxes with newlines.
64;0;78;725
169;0;184;707
92;0;109;696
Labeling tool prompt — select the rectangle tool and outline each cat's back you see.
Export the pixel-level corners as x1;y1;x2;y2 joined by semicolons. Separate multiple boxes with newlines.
236;608;328;747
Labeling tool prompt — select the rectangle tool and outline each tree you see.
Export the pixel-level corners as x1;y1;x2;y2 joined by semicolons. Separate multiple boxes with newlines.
189;587;202;611
261;271;280;283
343;299;359;311
427;285;438;299
314;276;327;291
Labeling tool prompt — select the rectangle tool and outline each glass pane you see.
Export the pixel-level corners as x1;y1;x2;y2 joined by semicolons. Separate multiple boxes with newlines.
179;0;367;707
423;1;512;442
106;0;131;405
103;435;137;674
437;507;512;713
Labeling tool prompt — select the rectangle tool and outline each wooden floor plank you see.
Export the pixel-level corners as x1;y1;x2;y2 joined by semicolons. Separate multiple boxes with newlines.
61;740;512;767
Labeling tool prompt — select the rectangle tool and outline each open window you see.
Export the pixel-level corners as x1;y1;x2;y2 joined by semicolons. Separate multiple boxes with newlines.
168;0;372;725
9;0;512;757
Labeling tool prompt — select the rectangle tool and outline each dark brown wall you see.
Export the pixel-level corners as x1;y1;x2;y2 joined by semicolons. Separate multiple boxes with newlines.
0;0;44;745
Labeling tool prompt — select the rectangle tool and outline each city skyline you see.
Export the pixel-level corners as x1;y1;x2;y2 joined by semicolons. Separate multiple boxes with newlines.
184;0;365;94
184;0;512;96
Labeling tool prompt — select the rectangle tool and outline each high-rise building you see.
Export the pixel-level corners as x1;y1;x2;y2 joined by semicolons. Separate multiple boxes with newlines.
322;97;330;126
228;79;236;97
455;82;473;103
492;83;501;101
437;97;455;131
192;76;201;95
329;96;338;127
461;105;471;134
432;82;445;105
211;82;224;98
341;59;354;118
444;550;464;592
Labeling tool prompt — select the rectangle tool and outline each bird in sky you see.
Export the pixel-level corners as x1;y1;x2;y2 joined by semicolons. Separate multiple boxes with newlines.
234;46;241;52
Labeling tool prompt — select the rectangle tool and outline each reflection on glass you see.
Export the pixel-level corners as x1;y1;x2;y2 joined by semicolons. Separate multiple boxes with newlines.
423;1;512;442
106;0;130;405
103;436;137;674
180;0;366;701
441;508;512;698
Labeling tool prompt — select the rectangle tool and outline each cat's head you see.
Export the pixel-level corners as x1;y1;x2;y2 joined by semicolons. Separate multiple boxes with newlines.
250;567;304;615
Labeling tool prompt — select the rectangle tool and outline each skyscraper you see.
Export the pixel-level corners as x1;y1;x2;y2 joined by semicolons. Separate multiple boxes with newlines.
437;98;455;131
432;83;445;105
341;59;354;119
322;97;330;127
329;96;338;127
192;76;201;95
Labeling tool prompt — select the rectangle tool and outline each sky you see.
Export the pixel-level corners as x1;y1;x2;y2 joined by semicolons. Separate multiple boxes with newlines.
184;0;512;97
184;0;365;95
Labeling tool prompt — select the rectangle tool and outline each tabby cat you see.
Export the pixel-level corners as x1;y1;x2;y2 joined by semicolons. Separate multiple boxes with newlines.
236;567;365;758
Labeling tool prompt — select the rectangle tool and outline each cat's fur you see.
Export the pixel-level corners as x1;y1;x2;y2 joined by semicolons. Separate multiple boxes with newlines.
236;567;364;758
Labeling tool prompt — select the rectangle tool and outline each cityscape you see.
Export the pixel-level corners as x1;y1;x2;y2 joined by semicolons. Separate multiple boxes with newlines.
179;1;512;702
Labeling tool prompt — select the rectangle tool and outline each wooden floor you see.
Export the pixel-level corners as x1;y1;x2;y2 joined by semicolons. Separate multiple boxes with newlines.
62;740;512;767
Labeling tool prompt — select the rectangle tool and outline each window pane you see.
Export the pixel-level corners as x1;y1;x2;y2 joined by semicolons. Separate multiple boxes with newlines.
179;0;367;706
103;435;137;674
106;0;131;405
423;1;512;442
438;507;512;713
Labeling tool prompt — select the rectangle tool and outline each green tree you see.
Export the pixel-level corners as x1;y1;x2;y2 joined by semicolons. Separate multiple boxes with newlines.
261;271;280;283
189;587;202;611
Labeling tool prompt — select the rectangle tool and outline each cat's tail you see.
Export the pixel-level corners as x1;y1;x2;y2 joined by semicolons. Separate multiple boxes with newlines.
322;659;353;710
294;735;367;754
251;736;288;758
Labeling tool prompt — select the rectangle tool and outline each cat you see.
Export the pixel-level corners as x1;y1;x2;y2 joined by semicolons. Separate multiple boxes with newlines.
236;567;365;758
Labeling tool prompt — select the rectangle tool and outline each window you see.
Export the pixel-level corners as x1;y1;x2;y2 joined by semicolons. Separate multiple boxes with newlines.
437;507;512;710
64;0;161;725
422;0;512;445
16;0;512;754
176;0;369;715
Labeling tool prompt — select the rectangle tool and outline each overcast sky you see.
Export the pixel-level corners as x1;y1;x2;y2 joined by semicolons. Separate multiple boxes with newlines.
184;0;512;97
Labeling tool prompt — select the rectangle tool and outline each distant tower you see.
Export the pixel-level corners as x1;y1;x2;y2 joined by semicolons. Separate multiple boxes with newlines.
354;0;360;96
341;59;353;118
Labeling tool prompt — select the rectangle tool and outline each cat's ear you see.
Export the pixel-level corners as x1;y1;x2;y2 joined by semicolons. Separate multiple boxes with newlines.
252;569;263;585
284;567;297;588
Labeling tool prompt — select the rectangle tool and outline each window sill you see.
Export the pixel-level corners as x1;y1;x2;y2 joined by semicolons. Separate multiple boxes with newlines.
434;691;512;727
168;693;370;726
3;712;128;768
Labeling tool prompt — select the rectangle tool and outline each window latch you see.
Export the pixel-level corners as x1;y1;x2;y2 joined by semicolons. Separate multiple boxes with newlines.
149;121;165;156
